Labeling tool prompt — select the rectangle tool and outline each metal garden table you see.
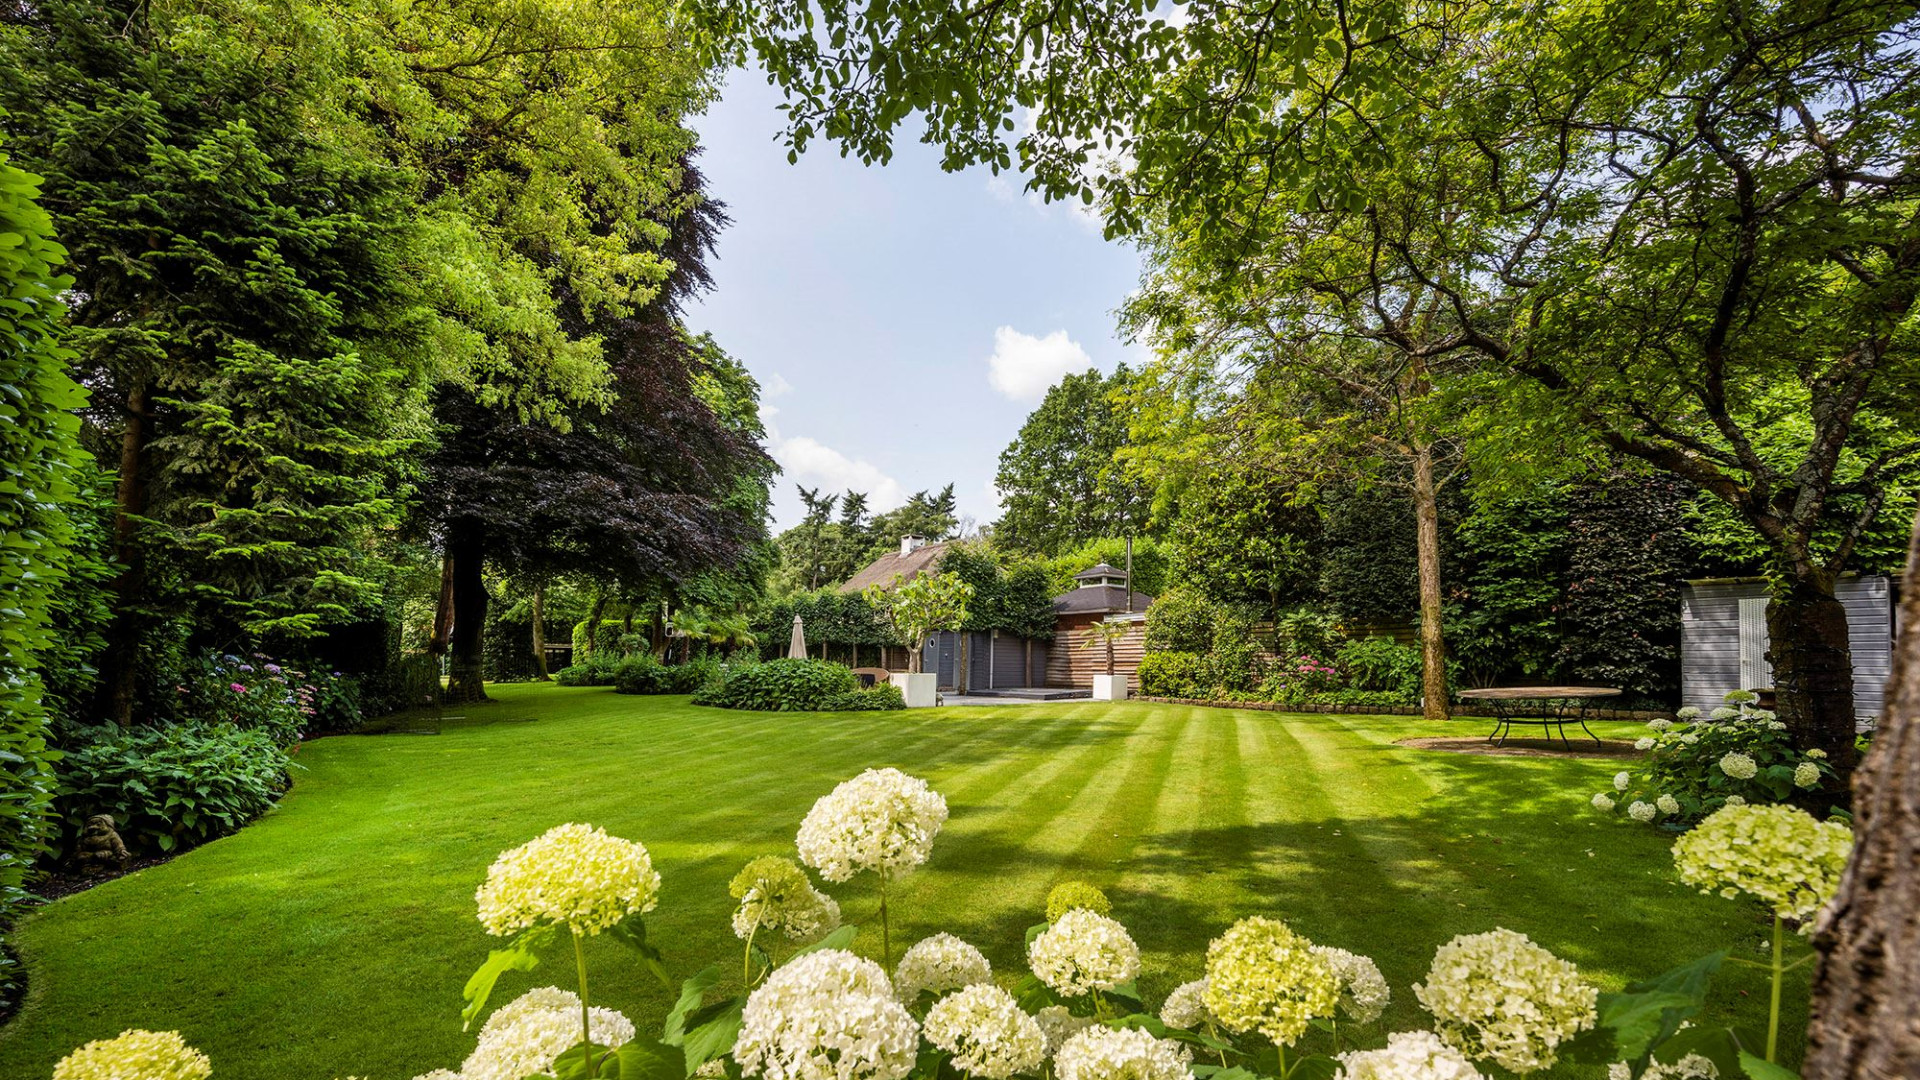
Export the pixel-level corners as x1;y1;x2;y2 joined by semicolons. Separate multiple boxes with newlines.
1456;686;1623;748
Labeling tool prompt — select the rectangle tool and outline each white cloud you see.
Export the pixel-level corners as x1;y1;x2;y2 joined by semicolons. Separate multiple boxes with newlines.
984;174;1017;202
987;326;1096;402
772;435;907;509
762;371;795;397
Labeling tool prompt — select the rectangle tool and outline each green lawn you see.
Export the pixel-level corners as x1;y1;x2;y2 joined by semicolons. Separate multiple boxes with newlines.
0;687;1795;1079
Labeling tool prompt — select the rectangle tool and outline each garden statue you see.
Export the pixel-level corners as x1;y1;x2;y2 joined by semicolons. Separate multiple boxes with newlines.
74;814;130;874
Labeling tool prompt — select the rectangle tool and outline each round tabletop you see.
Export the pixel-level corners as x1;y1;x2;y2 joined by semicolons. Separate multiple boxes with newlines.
1457;686;1623;700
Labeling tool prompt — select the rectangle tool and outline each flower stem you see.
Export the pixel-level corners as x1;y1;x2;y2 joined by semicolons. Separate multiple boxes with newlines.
1766;914;1784;1063
744;917;761;987
879;872;892;968
574;928;593;1052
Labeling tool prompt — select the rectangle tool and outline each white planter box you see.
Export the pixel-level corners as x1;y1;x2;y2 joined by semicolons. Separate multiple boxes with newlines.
891;673;939;708
1091;674;1128;701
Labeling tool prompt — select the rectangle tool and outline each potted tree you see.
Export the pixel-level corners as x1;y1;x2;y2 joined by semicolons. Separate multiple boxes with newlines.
1083;619;1133;701
865;571;974;707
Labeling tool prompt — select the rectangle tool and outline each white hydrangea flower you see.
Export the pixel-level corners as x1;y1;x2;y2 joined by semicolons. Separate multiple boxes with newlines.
1606;1053;1718;1078
797;769;949;883
1647;719;1673;732
464;987;636;1080
1053;1026;1193;1080
1028;909;1141;996
54;1030;211;1080
1676;707;1701;720
1628;801;1658;823
1312;947;1390;1025
475;823;660;937
1724;795;1746;807
1793;762;1821;789
1635;737;1657;751
731;857;841;943
1709;707;1738;721
734;949;919;1080
1591;793;1616;812
1334;1031;1484;1080
895;933;992;1004
694;1060;731;1080
1672;804;1854;921
1035;1006;1097;1056
1717;753;1758;780
1160;979;1214;1030
922;985;1045;1078
1203;916;1339;1048
1613;772;1631;791
1656;794;1681;816
1806;748;1827;760
1413;929;1597;1074
1681;734;1700;745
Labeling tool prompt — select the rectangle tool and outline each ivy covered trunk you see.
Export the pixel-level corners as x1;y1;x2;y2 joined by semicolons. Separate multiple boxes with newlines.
100;377;152;727
1411;444;1449;723
1803;510;1919;1077
530;585;550;681
1765;572;1860;776
446;521;489;703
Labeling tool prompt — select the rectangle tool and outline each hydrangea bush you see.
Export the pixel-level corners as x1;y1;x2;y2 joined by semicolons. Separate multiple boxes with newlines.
1591;691;1836;827
61;766;1849;1080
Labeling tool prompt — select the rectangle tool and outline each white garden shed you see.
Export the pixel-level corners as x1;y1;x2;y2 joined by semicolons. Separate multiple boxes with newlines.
1679;575;1896;723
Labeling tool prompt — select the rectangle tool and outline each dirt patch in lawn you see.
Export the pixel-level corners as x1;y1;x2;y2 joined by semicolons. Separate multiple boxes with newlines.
1396;736;1643;759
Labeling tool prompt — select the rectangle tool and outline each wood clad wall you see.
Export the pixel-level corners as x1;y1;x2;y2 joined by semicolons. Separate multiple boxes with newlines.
1047;616;1148;689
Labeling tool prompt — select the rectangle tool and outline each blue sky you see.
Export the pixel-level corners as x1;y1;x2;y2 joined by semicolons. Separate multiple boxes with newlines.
685;73;1144;533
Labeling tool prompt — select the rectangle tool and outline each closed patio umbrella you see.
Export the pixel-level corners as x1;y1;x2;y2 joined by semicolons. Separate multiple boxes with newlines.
788;615;807;660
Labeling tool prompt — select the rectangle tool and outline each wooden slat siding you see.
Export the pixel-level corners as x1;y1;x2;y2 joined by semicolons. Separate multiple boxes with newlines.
966;631;991;692
1048;615;1149;689
1682;577;1893;721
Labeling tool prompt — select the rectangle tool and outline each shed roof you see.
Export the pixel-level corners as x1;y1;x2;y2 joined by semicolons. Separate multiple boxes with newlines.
1074;562;1127;580
1053;585;1156;616
839;541;953;594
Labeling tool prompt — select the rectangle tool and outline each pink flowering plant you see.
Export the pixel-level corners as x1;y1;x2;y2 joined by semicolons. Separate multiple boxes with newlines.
179;652;325;746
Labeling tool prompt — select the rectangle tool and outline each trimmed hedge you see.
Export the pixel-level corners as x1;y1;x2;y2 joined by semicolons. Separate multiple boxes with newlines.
1138;651;1210;698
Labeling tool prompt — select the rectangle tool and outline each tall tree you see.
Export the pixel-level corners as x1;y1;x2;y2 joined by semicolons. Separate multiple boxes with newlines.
2;0;427;723
994;367;1152;555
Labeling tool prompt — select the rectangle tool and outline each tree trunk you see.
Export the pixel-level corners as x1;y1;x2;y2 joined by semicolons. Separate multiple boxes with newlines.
908;635;924;674
530;585;549;681
99;377;153;728
428;555;455;657
1767;572;1861;776
1411;443;1450;723
445;521;489;703
583;592;606;657
1802;508;1920;1078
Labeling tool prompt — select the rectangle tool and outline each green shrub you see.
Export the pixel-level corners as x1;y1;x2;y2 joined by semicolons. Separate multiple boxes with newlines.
612;655;722;695
1143;586;1220;654
692;658;858;711
54;724;295;855
554;653;621;687
821;684;906;711
177;652;327;746
1335;636;1425;700
1137;651;1209;698
1596;693;1838;826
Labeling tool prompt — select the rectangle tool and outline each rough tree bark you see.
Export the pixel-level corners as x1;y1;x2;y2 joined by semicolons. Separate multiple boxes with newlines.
445;521;489;703
583;592;606;658
99;378;152;728
1803;508;1920;1078
529;585;549;681
428;555;454;657
1767;571;1862;774
1411;442;1450;723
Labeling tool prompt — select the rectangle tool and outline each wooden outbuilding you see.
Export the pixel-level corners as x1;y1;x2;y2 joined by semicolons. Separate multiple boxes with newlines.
1680;575;1897;724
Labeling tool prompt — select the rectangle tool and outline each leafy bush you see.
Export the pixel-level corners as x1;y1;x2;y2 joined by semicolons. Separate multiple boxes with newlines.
553;655;617;686
821;684;906;711
1143;585;1220;654
692;658;858;711
1137;651;1209;698
612;655;722;696
1334;636;1425;701
1255;653;1343;705
54;724;295;854
1594;692;1837;826
176;652;324;746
